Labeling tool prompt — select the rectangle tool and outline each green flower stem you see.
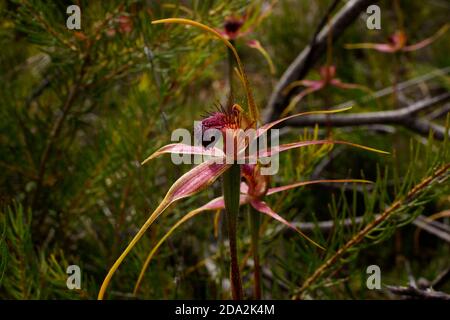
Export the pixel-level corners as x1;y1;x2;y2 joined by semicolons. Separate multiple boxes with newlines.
222;163;243;300
249;205;261;299
228;40;235;95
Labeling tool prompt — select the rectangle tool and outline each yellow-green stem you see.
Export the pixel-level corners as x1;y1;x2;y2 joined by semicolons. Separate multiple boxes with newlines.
222;164;243;300
228;40;235;96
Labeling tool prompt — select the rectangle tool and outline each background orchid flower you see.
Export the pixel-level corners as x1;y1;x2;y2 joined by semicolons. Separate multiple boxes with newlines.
344;24;448;53
281;65;374;116
218;1;277;74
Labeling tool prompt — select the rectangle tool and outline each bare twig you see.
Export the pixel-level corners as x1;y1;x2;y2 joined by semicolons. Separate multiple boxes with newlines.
427;103;450;120
413;216;450;243
432;267;450;289
266;0;377;121
275;215;450;243
286;93;450;140
386;285;450;300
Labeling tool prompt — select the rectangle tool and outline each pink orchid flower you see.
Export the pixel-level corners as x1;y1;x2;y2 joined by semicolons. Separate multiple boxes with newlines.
98;102;387;299
218;3;277;74
345;24;448;53
282;65;373;116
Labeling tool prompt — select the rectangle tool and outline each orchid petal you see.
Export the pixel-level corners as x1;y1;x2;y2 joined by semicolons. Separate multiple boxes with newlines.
267;179;372;196
255;106;352;140
250;200;325;250
247;40;276;75
98;160;230;299
282;80;324;95
344;42;398;53
281;85;325;117
133;194;250;295
141;143;225;165
329;79;373;93
329;79;380;108
403;24;449;52
257;140;389;158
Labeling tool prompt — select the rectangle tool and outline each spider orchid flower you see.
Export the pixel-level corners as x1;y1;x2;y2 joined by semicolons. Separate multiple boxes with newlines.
132;161;374;296
281;65;373;116
98;102;386;299
345;24;448;53
218;2;277;74
98;18;388;300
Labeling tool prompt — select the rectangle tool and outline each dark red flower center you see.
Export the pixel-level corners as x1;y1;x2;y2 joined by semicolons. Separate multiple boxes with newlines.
224;17;244;39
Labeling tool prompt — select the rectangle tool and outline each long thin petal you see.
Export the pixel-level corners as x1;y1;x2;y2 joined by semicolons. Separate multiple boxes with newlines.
247;40;276;75
152;18;259;122
403;24;449;52
141;143;224;165
281;85;325;117
98;160;230;299
344;42;398;53
257;139;389;158
282;80;324;95
133;194;250;295
330;79;381;108
330;79;373;93
250;200;325;250
266;179;372;196
255;106;352;140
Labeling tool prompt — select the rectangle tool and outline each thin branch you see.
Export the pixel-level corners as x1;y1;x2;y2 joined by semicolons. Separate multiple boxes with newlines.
413;216;450;243
432;267;450;289
304;0;342;69
426;103;450;120
386;285;450;300
266;0;377;121
286;93;450;140
277;215;450;243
